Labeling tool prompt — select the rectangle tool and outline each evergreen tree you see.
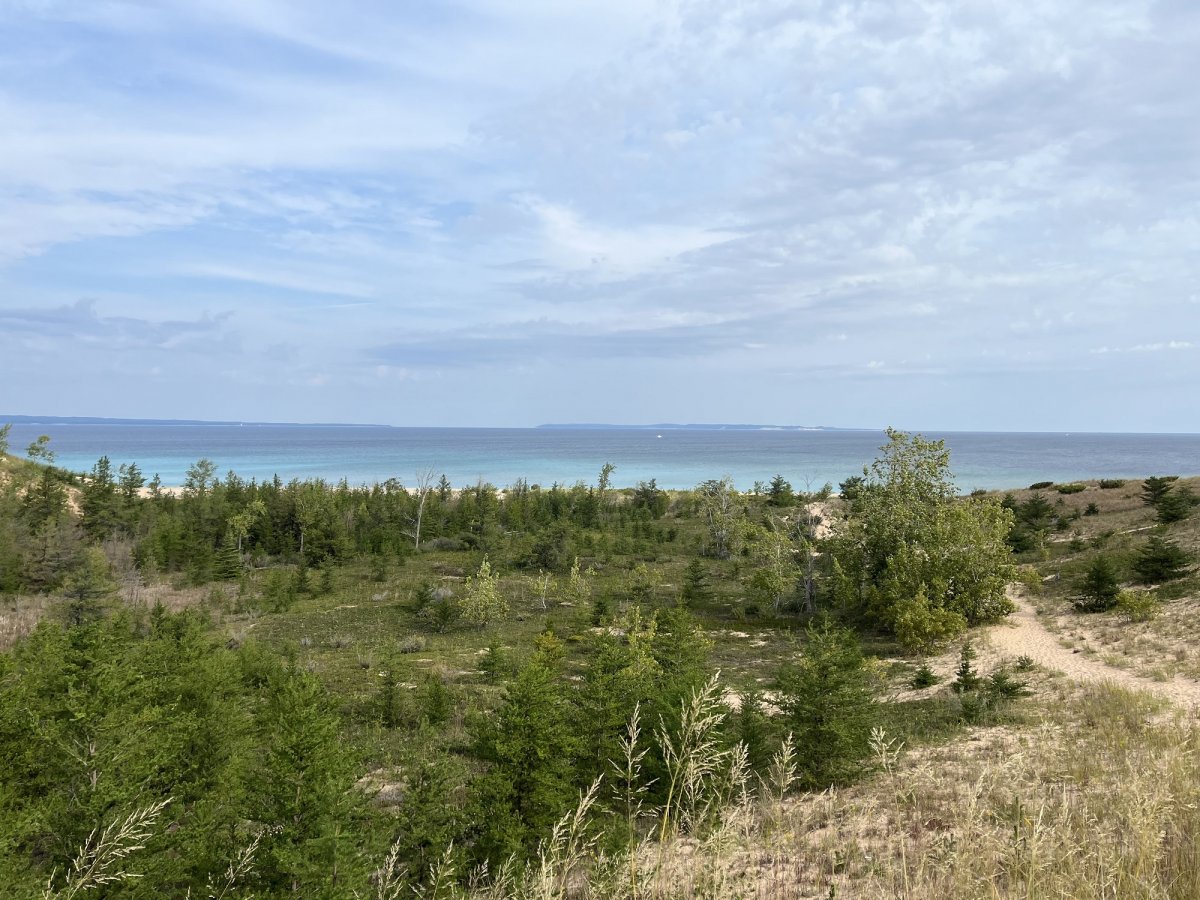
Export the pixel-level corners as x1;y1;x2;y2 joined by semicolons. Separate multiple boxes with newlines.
680;557;712;606
1156;486;1196;524
776;617;876;787
61;547;117;626
767;474;794;507
1132;535;1192;584
80;456;120;540
250;666;364;894
470;655;578;863
1076;555;1121;611
1141;475;1178;507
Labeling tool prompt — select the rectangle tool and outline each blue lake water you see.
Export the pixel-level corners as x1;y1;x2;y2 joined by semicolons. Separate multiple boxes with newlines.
4;424;1199;492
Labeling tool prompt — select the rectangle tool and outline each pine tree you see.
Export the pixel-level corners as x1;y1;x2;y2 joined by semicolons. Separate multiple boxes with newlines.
767;474;794;507
680;557;712;606
1156;486;1195;524
470;657;578;863
1133;535;1192;583
1076;555;1121;611
776;617;876;787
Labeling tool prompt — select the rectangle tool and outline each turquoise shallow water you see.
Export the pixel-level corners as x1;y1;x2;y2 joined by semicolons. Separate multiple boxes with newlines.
4;424;1199;492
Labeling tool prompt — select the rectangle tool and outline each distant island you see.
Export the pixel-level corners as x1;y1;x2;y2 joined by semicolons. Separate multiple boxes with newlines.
536;423;875;432
0;414;389;428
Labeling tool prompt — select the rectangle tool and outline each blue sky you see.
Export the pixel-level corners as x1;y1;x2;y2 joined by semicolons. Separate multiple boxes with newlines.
1;0;1197;430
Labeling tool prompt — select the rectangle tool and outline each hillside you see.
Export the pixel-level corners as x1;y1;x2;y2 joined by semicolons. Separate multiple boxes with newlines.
1;440;1198;897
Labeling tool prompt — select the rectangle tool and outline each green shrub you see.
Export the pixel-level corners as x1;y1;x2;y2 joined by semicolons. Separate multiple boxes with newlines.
1099;479;1125;489
1075;555;1121;612
891;589;968;654
909;662;940;689
1030;481;1054;490
1132;535;1192;584
951;642;983;694
1056;483;1086;495
1116;589;1160;623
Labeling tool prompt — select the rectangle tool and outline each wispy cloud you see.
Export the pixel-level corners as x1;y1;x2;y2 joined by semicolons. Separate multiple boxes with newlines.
1;0;1198;429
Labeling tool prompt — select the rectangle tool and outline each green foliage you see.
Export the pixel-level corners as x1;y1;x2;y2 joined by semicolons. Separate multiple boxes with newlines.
950;642;1028;723
694;476;745;560
776;618;877;787
1029;481;1054;490
1132;535;1192;584
479;642;517;684
459;556;507;627
1055;483;1086;494
909;662;940;689
1116;588;1160;623
890;586;968;654
60;546;117;626
767;474;794;507
631;479;668;518
383;753;466;888
951;642;983;694
0;611;370;897
26;434;55;463
1155;486;1196;524
1141;475;1179;507
1099;479;1126;489
1075;555;1122;612
735;690;776;772
744;522;795;613
681;556;712;606
832;429;1014;647
838;475;867;500
470;655;579;863
249;663;365;892
1007;492;1056;553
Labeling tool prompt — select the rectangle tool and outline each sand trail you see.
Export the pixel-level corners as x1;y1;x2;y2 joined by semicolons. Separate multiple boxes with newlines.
987;587;1200;709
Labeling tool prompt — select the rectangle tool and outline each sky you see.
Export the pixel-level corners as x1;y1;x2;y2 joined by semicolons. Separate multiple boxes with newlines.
1;0;1198;431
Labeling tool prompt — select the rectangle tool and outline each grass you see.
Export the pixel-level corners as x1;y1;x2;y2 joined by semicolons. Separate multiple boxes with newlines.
357;679;1199;899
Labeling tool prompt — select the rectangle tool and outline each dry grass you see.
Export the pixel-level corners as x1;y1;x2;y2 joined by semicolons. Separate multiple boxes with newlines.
409;678;1200;899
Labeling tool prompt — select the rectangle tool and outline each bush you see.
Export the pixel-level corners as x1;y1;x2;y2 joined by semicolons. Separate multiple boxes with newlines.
1030;481;1054;490
1084;502;1100;516
397;634;427;654
1015;565;1043;595
1099;479;1125;489
1156;487;1196;524
951;642;983;694
1116;589;1160;623
909;662;939;689
891;589;968;654
1075;555;1121;612
1056;483;1086;495
1132;535;1192;584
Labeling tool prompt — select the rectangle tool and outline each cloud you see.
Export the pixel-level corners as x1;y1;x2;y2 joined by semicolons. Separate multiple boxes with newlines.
0;299;233;351
1;0;1198;429
373;313;774;368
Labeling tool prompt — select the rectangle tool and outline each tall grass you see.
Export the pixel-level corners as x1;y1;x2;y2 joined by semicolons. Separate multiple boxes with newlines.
412;682;1200;899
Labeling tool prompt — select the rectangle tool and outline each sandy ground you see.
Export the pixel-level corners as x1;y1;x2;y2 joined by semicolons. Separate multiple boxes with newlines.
987;586;1200;709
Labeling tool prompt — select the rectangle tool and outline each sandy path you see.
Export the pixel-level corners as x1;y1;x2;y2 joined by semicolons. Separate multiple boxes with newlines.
987;588;1200;709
